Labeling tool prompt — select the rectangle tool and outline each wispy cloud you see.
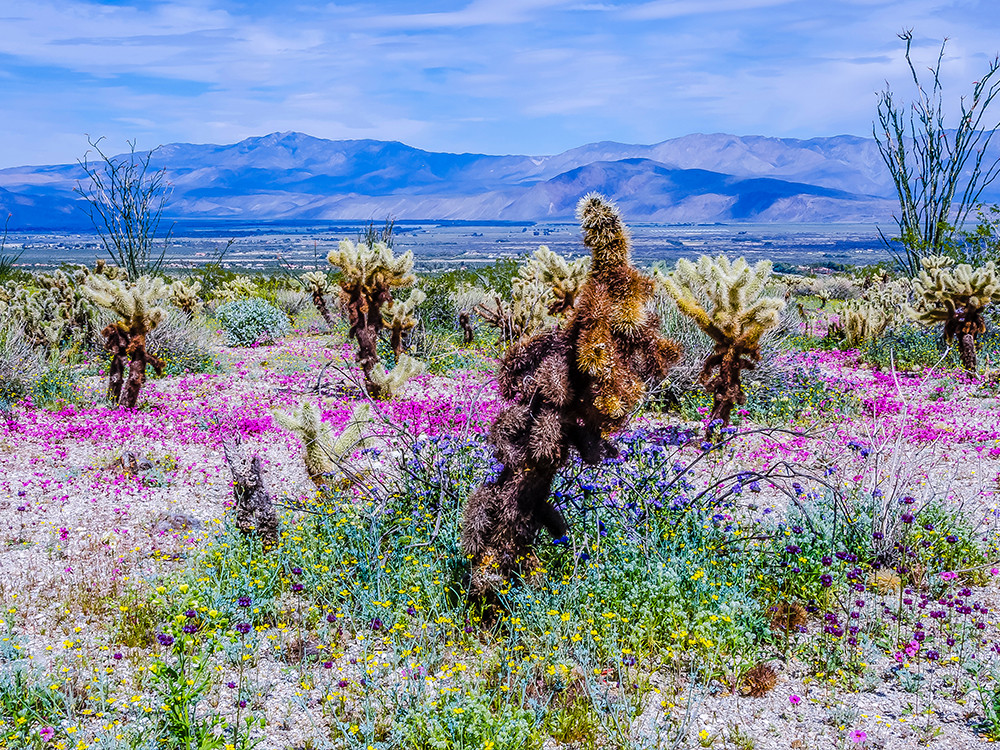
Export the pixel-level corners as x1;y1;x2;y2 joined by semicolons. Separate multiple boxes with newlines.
0;0;998;166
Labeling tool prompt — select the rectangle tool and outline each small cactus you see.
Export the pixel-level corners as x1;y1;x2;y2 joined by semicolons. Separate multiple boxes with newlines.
274;401;373;483
910;255;1000;372
368;353;426;400
169;278;204;318
462;194;680;594
659;255;785;427
383;288;426;358
300;271;336;329
520;245;590;316
84;274;168;407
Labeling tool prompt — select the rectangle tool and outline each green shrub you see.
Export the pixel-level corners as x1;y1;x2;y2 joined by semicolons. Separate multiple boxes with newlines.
147;310;219;375
215;299;290;347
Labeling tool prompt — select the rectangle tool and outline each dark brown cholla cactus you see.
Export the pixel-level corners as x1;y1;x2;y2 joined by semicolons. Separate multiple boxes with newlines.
459;310;474;344
462;194;681;594
660;256;784;428
740;663;778;697
911;255;1000;372
326;239;415;398
770;601;808;633
300;271;337;329
84;274;167;407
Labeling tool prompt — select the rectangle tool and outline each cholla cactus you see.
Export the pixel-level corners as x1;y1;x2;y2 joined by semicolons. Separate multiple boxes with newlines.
300;271;336;329
911;255;1000;371
462;194;681;594
274;401;373;483
84;274;168;407
476;247;588;343
273;401;336;483
383;288;425;357
458;310;474;344
838;278;908;347
476;276;554;342
169;278;204;317
213;275;258;304
660;255;784;427
521;245;590;316
368;353;426;400
326;239;416;397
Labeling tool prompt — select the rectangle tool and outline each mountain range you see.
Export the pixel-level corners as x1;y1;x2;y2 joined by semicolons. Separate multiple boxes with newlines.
0;131;994;228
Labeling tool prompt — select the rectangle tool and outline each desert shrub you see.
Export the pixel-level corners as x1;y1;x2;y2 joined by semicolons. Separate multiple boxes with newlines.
146;310;218;375
215;298;290;347
0;323;42;406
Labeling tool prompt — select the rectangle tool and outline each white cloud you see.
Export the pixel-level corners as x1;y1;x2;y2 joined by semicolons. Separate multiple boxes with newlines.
1;0;999;166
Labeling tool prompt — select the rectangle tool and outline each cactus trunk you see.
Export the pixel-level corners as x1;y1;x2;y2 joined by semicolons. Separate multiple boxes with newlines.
312;291;336;329
459;311;474;344
958;332;977;372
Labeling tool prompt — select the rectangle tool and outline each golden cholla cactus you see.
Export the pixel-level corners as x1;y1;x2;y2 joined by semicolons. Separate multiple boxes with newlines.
169;278;203;317
476;276;554;343
300;270;336;329
274;401;373;483
383;288;426;357
659;255;784;427
83;274;168;407
327;239;416;397
520;245;591;316
911;255;1000;371
462;194;681;594
837;277;908;347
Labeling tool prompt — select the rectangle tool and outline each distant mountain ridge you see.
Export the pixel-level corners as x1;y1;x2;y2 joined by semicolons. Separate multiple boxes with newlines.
0;130;991;228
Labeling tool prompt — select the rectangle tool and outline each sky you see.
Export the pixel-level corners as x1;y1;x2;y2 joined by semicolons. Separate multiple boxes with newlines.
1;0;999;167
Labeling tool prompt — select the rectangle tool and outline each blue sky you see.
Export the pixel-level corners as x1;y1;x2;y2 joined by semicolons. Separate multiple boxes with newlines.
1;0;998;167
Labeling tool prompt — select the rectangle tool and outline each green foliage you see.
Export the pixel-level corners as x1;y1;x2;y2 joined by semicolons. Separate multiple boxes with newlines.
400;689;543;750
861;324;947;370
216;298;290;347
675;367;856;425
148;639;227;750
0;662;75;745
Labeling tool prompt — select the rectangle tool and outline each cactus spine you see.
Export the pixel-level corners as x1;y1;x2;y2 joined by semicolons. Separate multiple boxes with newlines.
461;194;681;594
660;255;784;427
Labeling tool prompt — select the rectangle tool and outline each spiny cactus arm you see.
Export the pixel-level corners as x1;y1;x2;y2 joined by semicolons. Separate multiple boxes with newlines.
331;402;373;459
368;353;426;399
577;193;631;273
273;401;337;479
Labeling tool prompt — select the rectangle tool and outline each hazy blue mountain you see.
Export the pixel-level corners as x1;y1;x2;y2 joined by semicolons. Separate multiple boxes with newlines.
2;130;990;228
